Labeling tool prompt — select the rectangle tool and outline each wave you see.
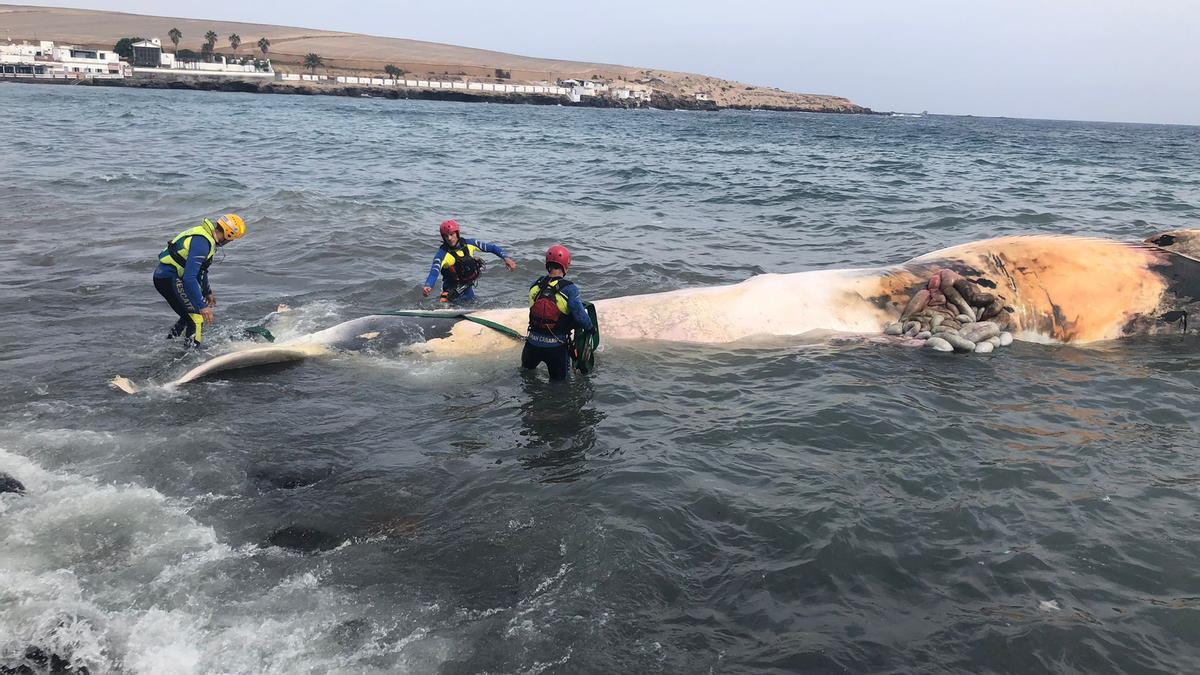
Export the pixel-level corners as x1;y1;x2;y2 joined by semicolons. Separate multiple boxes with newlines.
0;443;458;674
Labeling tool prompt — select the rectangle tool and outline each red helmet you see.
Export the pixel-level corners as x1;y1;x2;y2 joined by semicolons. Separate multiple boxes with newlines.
545;244;571;273
439;219;460;239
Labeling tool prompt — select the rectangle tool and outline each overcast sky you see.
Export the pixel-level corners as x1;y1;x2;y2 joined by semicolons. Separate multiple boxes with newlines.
14;0;1200;124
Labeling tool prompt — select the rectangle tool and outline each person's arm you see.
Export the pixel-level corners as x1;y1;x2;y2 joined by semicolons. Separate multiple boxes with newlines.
182;237;210;309
200;267;213;304
468;239;516;270
423;247;446;289
563;283;593;332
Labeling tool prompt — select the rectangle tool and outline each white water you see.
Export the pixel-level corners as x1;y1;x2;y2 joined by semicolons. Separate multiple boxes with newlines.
0;445;449;673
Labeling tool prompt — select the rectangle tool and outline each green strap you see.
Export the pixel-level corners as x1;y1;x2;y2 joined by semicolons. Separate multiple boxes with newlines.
374;310;525;341
244;310;526;345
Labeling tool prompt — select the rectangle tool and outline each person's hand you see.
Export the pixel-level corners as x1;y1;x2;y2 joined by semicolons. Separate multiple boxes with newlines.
200;307;215;324
204;293;217;306
504;257;517;271
422;286;432;297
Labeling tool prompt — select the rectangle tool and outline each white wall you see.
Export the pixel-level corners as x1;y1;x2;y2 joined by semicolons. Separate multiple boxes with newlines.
174;59;263;73
279;72;569;97
137;67;274;79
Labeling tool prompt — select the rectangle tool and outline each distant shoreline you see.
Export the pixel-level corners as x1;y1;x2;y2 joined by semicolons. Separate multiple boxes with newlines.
0;75;879;114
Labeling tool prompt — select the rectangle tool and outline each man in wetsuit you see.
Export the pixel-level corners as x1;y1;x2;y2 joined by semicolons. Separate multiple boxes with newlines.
421;219;517;303
522;244;593;381
152;213;246;346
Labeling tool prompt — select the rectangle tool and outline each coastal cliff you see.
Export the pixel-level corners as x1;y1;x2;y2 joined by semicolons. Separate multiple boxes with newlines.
59;74;870;114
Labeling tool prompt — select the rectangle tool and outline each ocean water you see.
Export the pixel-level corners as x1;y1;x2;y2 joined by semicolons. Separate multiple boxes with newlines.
1;82;1199;673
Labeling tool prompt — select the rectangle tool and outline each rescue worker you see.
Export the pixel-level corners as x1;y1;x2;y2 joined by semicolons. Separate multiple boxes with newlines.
522;244;593;381
152;213;246;346
421;219;517;303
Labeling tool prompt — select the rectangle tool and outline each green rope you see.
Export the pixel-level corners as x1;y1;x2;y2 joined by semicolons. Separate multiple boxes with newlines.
571;302;600;374
244;310;524;344
244;326;276;342
373;310;525;341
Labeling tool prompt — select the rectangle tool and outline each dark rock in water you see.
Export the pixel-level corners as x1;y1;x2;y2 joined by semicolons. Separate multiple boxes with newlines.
267;525;344;552
0;472;26;495
247;462;334;491
1;646;89;674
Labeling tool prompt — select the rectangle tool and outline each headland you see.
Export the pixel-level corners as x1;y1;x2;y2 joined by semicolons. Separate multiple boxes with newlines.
0;4;872;113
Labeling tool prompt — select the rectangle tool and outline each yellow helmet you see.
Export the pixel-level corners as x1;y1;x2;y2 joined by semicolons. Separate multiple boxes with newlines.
211;213;246;241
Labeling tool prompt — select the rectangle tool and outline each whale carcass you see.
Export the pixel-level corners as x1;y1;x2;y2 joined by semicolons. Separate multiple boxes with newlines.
111;230;1200;392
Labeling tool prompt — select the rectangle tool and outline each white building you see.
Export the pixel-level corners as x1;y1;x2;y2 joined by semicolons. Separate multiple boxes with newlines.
162;57;268;74
54;44;123;75
613;83;653;102
131;38;174;68
0;40;127;77
0;41;51;75
132;41;273;78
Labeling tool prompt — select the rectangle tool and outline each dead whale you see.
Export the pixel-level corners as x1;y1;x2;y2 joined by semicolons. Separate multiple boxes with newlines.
111;230;1200;392
110;312;464;394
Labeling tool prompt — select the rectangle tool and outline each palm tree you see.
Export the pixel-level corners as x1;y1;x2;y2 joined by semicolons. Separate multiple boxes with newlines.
168;27;182;53
204;30;218;50
228;33;241;53
257;37;270;56
303;53;323;75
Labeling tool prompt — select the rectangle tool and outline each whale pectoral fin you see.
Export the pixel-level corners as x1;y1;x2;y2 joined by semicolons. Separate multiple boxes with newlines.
110;376;140;395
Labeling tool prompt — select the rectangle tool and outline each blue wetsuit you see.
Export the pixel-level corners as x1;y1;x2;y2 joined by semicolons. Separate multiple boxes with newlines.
523;277;593;380
423;238;509;302
153;236;212;343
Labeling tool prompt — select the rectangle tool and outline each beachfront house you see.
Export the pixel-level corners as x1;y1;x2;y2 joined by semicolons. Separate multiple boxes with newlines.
0;40;128;78
57;45;123;75
0;41;51;75
134;50;272;77
130;38;175;68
